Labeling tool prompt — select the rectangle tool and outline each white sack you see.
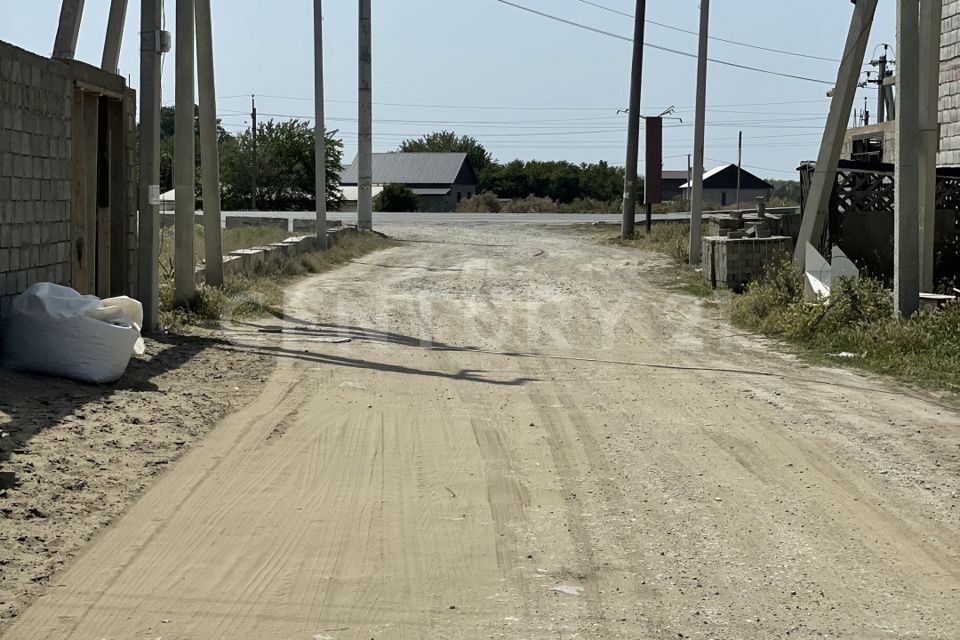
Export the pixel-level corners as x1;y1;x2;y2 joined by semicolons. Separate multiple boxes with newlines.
1;283;145;384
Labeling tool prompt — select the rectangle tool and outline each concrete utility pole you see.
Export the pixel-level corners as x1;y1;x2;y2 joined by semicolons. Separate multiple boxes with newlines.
895;0;921;316
138;0;164;332
877;52;888;123
196;0;224;286
919;0;942;292
689;0;709;265
621;0;647;239
53;0;85;59
314;0;328;248
251;95;258;211
101;0;127;73
174;0;197;304
794;0;878;269
736;130;742;211
357;0;373;230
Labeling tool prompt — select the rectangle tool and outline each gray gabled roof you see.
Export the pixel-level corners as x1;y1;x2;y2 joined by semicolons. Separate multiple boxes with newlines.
341;152;472;185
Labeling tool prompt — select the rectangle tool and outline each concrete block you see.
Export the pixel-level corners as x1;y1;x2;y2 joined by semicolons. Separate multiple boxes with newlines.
267;242;293;257
222;255;245;277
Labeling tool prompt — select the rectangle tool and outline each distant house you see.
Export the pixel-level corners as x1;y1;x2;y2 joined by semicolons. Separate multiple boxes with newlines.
340;152;478;212
680;164;773;208
661;170;690;202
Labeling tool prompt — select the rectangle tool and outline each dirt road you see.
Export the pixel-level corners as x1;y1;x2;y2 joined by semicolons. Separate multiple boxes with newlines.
6;224;958;639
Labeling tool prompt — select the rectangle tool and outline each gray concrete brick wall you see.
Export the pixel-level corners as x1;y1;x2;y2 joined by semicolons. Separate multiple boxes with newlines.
0;41;73;316
940;0;960;165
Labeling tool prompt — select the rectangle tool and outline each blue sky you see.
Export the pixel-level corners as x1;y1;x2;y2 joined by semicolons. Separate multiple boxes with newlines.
1;0;897;179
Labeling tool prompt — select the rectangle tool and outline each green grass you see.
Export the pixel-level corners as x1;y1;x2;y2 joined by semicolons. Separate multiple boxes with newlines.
613;222;692;264
732;260;960;392
159;231;397;329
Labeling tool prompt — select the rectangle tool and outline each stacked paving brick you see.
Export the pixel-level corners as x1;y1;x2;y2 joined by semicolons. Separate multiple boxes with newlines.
0;42;73;316
702;236;794;291
941;0;960;166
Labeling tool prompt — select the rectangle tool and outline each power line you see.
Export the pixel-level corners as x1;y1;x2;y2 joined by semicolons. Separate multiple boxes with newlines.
572;0;841;62
206;94;839;112
492;0;834;85
705;156;799;175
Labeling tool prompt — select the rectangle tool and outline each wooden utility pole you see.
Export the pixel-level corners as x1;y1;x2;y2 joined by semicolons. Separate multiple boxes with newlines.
196;0;224;286
894;0;920;316
358;0;373;230
736;130;742;211
174;0;196;304
621;0;647;239
138;0;164;331
689;0;709;265
315;0;328;248
794;0;878;269
251;95;258;211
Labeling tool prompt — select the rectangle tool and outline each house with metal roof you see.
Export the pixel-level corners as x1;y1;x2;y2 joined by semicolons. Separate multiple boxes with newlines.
680;164;773;208
340;152;478;212
661;170;690;202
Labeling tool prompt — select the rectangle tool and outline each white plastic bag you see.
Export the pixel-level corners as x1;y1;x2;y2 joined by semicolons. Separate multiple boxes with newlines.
1;283;145;384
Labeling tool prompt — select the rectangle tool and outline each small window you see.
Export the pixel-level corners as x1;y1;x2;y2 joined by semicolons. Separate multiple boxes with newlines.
457;192;462;203
721;192;727;206
852;135;884;163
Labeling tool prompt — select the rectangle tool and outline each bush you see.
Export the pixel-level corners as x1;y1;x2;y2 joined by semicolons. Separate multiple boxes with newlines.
374;183;419;212
456;191;501;213
732;260;960;390
500;195;557;213
732;260;892;342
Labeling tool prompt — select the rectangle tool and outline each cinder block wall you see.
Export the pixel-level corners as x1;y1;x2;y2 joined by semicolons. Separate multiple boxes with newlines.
941;0;960;165
0;41;74;316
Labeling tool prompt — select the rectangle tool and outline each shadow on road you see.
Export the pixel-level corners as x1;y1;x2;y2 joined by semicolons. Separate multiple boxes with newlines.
224;319;535;387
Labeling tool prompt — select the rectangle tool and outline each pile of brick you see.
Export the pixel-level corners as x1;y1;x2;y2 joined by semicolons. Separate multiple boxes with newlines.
702;234;794;291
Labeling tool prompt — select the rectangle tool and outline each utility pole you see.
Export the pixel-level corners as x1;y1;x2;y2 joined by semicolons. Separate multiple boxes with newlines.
196;0;223;286
314;0;328;248
894;0;920;316
736;130;742;211
357;0;373;230
794;0;878;268
686;153;691;204
101;0;127;73
689;0;709;265
919;0;942;292
251;95;258;212
53;0;84;59
174;0;196;304
620;0;647;239
137;0;164;331
877;52;888;123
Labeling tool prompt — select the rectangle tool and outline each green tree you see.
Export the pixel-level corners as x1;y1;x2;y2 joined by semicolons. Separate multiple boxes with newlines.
578;161;624;201
219;119;345;212
373;183;419;212
398;130;494;179
769;179;801;205
157;105;229;193
484;160;529;199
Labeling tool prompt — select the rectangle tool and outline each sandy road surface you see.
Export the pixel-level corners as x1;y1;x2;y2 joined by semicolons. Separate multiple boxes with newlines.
6;224;959;639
